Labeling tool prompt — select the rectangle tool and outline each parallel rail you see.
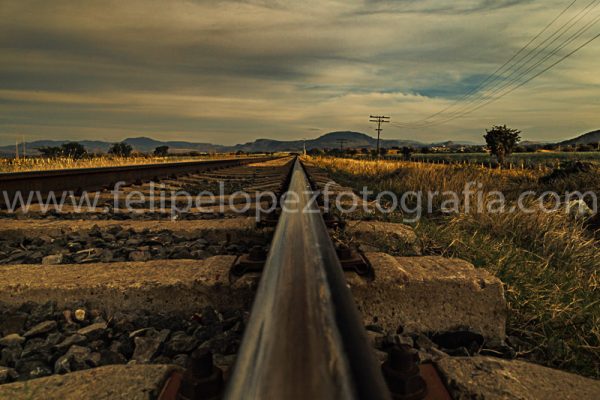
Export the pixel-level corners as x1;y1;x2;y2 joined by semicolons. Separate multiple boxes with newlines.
0;157;275;207
225;158;391;400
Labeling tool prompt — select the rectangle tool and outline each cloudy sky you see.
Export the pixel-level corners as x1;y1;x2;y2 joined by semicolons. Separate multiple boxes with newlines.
0;0;599;146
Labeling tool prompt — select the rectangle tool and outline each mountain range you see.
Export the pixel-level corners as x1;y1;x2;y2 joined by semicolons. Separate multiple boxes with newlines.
0;131;473;156
0;129;597;156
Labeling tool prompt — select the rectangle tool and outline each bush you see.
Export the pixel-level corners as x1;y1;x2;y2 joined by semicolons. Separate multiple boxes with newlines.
484;125;522;164
61;142;87;159
154;145;169;156
38;142;87;159
108;142;133;157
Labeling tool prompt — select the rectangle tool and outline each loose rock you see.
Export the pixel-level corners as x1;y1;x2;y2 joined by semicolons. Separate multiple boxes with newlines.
54;345;99;374
74;309;86;322
41;254;63;265
0;367;18;384
164;332;199;355
131;337;162;363
23;320;57;338
0;334;25;347
56;334;87;350
77;322;107;341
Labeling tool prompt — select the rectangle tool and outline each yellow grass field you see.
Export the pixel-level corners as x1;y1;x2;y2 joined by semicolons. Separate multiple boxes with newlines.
308;155;600;378
0;155;237;174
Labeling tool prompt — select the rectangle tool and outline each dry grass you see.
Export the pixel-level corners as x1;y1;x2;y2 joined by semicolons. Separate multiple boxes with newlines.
311;156;540;190
420;212;599;376
0;155;234;174
308;156;600;378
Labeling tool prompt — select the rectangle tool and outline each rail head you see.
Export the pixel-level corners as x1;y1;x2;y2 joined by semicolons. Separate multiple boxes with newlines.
225;158;391;400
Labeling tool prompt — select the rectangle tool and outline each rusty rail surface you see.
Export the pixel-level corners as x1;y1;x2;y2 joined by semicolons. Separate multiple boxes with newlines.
225;158;391;400
0;157;276;207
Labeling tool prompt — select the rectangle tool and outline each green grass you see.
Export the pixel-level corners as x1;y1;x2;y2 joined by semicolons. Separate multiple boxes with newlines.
416;214;599;377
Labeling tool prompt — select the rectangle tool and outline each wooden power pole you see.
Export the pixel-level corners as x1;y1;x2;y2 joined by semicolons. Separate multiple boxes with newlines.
369;115;390;157
336;139;348;153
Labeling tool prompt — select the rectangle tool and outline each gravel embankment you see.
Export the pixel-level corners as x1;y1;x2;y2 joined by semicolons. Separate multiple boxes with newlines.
0;225;267;265
0;302;244;384
0;301;516;385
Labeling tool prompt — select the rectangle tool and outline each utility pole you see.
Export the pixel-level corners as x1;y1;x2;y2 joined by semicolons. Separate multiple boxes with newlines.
303;138;307;156
22;135;26;159
369;115;390;157
336;139;347;153
15;138;19;160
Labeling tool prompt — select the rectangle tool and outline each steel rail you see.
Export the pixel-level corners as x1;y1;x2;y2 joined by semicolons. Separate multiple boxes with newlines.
225;158;391;400
0;157;276;207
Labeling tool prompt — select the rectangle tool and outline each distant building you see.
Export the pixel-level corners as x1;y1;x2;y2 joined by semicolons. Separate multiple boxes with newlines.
430;146;451;153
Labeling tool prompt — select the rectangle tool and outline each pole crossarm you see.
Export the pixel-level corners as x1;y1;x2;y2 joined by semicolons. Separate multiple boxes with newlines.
369;115;391;157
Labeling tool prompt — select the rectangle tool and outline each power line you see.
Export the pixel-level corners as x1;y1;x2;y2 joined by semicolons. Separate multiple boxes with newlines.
393;0;600;128
396;14;600;128
336;139;348;152
431;31;600;122
398;0;580;126
415;0;600;126
369;115;390;157
394;0;597;127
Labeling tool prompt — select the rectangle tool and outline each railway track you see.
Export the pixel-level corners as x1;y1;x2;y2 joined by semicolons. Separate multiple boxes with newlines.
0;155;435;399
1;156;598;399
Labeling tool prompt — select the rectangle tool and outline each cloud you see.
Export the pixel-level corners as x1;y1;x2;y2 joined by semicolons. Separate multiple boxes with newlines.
0;0;598;145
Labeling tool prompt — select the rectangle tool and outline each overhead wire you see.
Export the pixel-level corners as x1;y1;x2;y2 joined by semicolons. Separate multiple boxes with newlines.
391;0;599;128
394;0;580;125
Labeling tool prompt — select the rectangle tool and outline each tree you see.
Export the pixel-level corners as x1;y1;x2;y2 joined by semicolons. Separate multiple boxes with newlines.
154;145;169;156
38;142;86;159
109;142;133;157
401;146;413;160
483;125;521;164
576;143;595;152
514;145;527;153
62;142;87;159
38;146;63;158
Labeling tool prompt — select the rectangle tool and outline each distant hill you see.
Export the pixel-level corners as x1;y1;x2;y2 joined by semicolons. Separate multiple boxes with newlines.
0;131;426;156
519;140;545;146
0;139;113;156
430;140;480;147
230;131;423;152
3;128;597;157
122;137;225;153
0;131;483;157
560;129;600;146
0;137;226;156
